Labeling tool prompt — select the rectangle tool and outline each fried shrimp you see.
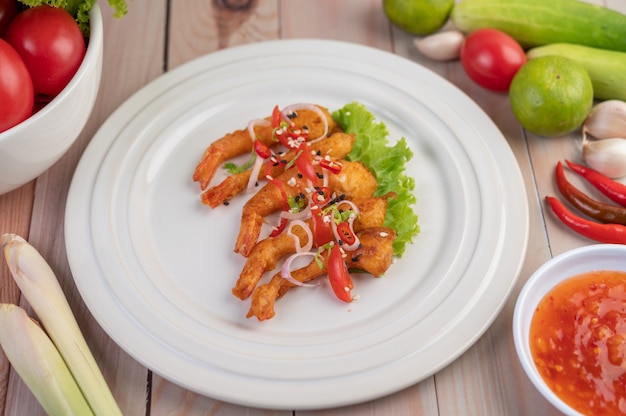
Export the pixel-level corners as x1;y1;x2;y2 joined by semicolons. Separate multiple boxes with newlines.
234;160;378;257
193;124;274;191
192;102;415;321
246;227;397;321
200;132;357;208
232;195;393;300
193;105;338;190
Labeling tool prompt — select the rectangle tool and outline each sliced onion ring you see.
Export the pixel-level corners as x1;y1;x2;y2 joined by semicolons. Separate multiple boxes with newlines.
280;204;311;221
287;220;313;253
245;119;272;194
280;252;321;287
247;118;271;142
281;103;329;143
246;156;265;194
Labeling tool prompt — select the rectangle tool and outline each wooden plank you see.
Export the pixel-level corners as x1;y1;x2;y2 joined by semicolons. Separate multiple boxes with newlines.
280;0;392;50
2;0;168;414
167;0;279;70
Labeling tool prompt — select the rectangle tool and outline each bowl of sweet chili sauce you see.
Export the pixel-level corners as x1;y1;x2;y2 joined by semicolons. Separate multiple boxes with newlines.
513;244;626;416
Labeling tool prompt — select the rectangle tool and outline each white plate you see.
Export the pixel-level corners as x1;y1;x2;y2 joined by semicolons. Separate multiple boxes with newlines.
65;39;528;410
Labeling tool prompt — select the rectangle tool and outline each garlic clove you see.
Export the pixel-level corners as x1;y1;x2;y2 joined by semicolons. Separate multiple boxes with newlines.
582;137;626;178
413;30;464;61
583;99;626;140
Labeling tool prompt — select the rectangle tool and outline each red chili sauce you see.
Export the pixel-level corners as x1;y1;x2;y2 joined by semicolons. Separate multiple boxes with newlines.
530;270;626;415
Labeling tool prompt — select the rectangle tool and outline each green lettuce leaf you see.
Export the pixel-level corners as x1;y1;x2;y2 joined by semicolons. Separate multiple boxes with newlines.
332;102;419;257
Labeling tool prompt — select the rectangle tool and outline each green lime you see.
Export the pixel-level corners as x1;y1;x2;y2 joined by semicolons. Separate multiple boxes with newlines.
509;56;594;137
383;0;454;36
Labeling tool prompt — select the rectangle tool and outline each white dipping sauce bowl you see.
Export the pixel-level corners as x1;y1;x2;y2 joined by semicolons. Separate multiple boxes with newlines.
513;243;626;416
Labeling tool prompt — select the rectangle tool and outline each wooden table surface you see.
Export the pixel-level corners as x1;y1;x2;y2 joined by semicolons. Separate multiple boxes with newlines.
1;0;624;414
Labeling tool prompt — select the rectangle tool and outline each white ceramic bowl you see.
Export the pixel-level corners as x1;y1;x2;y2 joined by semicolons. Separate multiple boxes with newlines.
513;243;626;416
0;4;103;195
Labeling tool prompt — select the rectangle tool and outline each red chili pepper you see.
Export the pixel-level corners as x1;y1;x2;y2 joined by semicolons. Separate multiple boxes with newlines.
566;160;626;207
310;186;331;206
336;221;356;245
320;158;342;174
271;105;282;128
269;217;288;238
555;161;626;225
546;196;626;244
253;139;271;159
327;243;353;303
295;143;319;185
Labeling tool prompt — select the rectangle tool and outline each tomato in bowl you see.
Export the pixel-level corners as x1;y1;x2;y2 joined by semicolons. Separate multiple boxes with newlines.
0;3;102;195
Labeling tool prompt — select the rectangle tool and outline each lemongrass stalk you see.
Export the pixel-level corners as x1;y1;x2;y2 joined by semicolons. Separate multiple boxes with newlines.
2;234;122;416
0;304;94;416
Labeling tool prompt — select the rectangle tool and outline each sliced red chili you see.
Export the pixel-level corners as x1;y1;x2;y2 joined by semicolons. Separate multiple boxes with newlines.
546;196;626;244
566;160;626;207
555;161;626;225
295;143;319;185
269;217;288;237
320;158;342;174
327;244;353;303
253;139;271;159
310;186;331;206
336;221;356;245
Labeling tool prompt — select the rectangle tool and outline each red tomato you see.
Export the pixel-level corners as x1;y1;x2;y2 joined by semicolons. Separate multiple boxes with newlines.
295;143;319;185
460;28;527;92
311;206;333;247
5;5;86;98
0;0;18;36
0;39;34;134
328;244;353;303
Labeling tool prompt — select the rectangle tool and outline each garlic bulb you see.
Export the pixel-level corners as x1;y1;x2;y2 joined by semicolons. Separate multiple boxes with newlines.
583;100;626;140
413;30;464;61
582;137;626;178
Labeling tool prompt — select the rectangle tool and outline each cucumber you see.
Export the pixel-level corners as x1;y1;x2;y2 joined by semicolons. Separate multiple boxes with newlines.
451;0;626;52
527;43;626;101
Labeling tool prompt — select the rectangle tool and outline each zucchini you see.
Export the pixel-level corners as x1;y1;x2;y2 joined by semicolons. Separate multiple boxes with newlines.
451;0;626;52
527;43;626;101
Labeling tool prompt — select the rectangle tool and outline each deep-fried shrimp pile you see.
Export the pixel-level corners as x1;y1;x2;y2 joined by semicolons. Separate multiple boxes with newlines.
193;103;398;321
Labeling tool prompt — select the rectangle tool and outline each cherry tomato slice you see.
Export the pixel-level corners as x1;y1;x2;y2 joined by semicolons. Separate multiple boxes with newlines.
295;143;319;185
328;244;353;303
311;205;333;247
271;105;282;128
